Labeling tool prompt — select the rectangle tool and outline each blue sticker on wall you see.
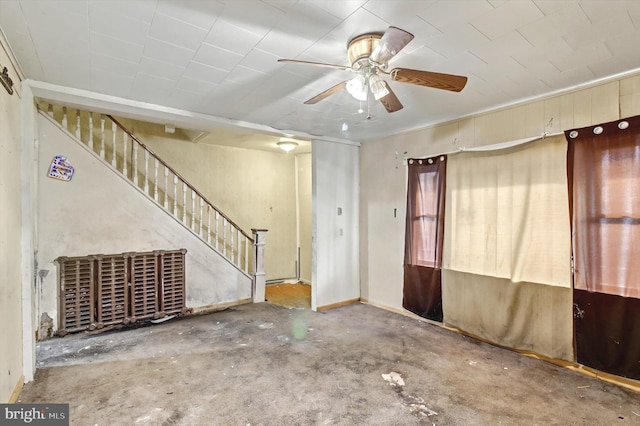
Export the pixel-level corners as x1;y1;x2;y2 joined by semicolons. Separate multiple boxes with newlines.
48;155;74;182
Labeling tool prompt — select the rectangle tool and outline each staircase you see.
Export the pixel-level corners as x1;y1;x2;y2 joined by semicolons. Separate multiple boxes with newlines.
39;103;255;278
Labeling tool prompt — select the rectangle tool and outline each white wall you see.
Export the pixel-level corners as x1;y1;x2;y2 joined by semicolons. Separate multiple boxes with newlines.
360;74;640;313
36;114;252;331
0;37;24;401
296;153;312;284
20;83;37;383
312;140;359;310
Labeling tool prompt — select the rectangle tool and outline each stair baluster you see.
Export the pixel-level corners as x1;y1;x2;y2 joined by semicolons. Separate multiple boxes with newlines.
111;122;117;168
99;116;105;159
207;206;212;244
190;191;196;231
164;167;169;209
75;110;81;139
230;224;235;263
88;113;94;151
215;211;220;250
223;217;227;257
123;132;128;178
143;151;149;193
198;198;204;237
173;175;178;216
153;158;159;202
133;143;139;185
182;182;187;224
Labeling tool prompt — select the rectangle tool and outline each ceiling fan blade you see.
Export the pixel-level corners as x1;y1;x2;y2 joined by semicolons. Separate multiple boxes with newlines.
370;26;414;65
304;81;347;104
390;68;468;92
278;59;350;71
379;82;403;113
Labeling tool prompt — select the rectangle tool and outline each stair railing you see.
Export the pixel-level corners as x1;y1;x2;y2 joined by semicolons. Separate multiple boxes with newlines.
42;104;254;276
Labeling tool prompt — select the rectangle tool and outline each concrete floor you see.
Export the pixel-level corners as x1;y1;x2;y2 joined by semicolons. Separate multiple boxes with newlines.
19;302;640;425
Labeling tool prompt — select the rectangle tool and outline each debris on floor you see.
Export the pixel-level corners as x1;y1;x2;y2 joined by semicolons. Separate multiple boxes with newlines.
150;315;176;324
401;393;438;417
382;371;405;387
383;371;438;418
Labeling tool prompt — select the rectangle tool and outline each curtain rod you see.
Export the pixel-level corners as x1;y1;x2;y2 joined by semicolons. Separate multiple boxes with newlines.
404;131;565;163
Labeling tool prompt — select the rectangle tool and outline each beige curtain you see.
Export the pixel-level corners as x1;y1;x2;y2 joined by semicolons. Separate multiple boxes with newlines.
442;270;574;360
442;135;574;360
443;136;571;287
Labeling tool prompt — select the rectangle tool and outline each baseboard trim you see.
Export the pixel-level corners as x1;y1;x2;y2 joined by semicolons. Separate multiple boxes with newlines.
360;298;444;327
316;298;360;312
8;375;24;403
360;299;640;394
190;298;252;315
518;352;640;394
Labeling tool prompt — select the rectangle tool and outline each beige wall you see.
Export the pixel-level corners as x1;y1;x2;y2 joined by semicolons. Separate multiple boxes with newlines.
0;40;24;401
129;126;298;282
360;73;640;312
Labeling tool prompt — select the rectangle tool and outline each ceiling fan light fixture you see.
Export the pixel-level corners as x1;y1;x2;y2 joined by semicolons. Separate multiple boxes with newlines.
346;74;368;101
278;139;298;152
369;74;389;100
370;45;395;65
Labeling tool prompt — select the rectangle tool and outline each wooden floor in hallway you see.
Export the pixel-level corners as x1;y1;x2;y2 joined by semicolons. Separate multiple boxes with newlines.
265;282;311;309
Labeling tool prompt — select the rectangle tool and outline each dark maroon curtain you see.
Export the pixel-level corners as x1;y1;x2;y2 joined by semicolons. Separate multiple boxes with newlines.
566;115;640;379
403;156;446;322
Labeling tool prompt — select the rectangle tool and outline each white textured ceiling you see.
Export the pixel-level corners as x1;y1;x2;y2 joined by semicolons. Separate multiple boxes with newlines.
2;0;640;144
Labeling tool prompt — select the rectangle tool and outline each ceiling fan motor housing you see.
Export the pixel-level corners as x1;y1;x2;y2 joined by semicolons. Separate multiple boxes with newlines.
347;33;383;69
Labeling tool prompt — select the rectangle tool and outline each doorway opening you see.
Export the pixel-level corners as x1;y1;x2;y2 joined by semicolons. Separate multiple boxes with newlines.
265;282;311;309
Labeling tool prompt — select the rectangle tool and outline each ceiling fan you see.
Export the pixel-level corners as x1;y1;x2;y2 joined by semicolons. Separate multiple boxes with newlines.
278;26;468;114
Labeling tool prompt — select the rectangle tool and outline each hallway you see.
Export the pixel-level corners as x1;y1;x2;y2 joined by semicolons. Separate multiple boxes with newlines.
265;282;311;309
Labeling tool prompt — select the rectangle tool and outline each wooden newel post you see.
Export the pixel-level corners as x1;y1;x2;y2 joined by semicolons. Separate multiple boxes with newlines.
252;229;268;303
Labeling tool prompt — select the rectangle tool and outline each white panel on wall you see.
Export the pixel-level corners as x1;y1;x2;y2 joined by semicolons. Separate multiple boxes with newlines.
572;90;593;128
358;138;406;309
296;153;312;284
590;81;620;124
523;101;546;137
620;74;640;118
312;140;359;310
572;81;619;128
543;97;562;135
